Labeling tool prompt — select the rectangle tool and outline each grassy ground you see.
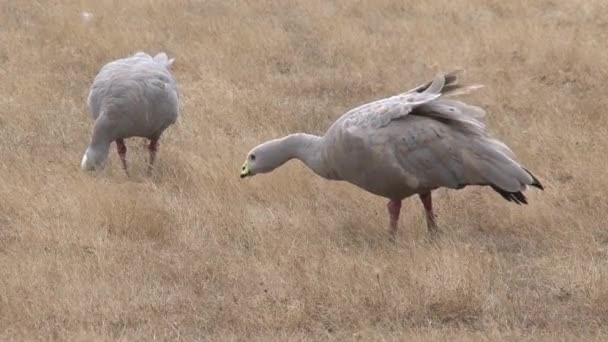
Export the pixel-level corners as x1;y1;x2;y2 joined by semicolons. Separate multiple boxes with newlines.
1;0;608;340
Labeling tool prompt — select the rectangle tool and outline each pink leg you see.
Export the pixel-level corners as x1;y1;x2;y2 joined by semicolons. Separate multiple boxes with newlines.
147;138;159;175
419;192;438;234
116;139;129;176
387;199;402;240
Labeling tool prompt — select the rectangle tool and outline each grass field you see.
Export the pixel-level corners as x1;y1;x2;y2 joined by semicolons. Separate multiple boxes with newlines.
1;0;608;340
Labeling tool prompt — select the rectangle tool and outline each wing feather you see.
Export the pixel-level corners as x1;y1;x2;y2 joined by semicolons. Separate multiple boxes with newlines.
340;70;484;132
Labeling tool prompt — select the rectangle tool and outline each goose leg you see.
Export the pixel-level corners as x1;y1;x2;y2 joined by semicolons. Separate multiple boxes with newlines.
419;192;438;235
116;139;129;176
387;199;402;241
147;138;159;175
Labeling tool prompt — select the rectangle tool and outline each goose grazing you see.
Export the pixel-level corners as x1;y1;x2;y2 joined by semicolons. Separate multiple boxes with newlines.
240;70;544;239
81;51;179;175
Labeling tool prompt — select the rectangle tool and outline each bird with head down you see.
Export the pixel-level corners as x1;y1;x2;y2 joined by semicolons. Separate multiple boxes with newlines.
240;70;544;240
81;51;179;175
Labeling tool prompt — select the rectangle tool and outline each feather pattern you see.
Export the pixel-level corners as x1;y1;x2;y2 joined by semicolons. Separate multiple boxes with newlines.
341;70;485;132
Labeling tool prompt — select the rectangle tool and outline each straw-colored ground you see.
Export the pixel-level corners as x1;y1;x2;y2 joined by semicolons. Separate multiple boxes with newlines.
1;0;607;340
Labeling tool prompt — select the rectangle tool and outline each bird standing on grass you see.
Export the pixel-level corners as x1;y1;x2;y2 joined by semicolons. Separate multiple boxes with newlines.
81;51;179;175
240;70;543;240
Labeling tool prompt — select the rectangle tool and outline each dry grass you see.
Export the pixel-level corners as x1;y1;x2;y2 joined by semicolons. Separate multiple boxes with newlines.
1;0;607;340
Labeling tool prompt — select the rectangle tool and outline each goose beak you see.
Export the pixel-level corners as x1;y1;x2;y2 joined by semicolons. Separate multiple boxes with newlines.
240;161;251;178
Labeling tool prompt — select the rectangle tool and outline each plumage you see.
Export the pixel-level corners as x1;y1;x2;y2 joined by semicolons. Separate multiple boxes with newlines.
81;51;179;175
240;70;544;239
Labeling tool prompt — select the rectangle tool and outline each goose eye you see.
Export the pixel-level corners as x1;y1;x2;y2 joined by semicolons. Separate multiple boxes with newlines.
250;154;256;161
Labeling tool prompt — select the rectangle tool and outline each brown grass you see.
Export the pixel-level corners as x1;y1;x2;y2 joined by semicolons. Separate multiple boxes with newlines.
1;0;607;340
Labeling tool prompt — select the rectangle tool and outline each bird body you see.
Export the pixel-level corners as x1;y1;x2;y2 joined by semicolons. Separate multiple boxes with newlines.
81;51;178;174
322;115;462;199
240;71;543;239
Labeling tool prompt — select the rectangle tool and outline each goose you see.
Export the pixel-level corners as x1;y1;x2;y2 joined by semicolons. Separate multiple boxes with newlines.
239;70;543;239
81;51;179;175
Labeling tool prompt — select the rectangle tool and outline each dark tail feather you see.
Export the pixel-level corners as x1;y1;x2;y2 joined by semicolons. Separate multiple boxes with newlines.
491;185;528;205
490;168;543;205
524;168;544;190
